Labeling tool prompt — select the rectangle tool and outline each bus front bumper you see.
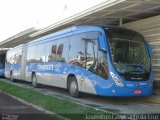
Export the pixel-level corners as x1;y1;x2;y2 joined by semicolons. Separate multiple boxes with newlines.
96;85;153;97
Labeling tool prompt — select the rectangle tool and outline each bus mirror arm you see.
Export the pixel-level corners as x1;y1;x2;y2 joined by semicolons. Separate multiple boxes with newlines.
98;35;107;53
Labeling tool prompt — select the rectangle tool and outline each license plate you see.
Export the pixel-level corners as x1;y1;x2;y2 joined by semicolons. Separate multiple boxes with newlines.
134;89;142;94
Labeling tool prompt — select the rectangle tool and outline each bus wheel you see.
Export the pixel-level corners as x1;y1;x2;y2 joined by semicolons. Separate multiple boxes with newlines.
68;77;79;97
10;72;14;82
32;74;38;88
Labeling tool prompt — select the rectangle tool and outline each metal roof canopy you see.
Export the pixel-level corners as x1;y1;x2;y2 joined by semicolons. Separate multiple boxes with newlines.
1;0;160;48
30;0;160;39
0;28;37;48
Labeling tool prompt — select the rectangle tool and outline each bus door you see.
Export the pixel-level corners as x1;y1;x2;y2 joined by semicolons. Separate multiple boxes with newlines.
21;43;28;80
54;37;70;88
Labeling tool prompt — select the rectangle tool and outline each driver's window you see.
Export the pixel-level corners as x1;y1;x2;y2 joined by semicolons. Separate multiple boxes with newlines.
86;32;109;80
86;39;97;72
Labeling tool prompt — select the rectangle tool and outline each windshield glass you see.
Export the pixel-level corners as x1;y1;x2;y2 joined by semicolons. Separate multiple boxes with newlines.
106;27;151;81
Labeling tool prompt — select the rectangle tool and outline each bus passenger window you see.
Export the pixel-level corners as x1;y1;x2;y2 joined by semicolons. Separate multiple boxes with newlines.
16;50;22;64
12;49;22;64
48;45;57;62
52;45;57;54
56;44;63;62
57;44;63;55
27;45;37;63
69;33;86;68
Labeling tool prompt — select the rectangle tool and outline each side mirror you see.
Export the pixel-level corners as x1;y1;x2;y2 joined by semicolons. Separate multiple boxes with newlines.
146;41;153;58
98;35;107;53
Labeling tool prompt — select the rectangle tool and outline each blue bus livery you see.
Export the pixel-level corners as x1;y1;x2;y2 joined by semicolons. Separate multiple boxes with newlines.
5;25;153;97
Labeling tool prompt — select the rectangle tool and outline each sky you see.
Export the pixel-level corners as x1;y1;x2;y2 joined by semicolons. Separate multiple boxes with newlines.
0;0;107;42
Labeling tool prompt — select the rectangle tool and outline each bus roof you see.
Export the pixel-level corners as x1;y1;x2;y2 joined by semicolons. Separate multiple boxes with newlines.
28;25;104;45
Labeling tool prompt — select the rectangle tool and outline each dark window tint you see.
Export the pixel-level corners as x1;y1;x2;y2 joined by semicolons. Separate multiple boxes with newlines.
52;45;57;54
0;53;6;66
57;44;63;55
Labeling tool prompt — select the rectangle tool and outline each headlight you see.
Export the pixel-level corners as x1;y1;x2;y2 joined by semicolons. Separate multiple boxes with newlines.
110;72;124;87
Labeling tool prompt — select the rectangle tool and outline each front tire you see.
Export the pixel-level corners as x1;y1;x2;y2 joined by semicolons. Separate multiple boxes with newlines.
68;77;79;97
32;74;38;88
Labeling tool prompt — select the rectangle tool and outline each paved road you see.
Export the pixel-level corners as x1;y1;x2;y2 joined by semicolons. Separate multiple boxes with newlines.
2;79;160;114
0;91;61;120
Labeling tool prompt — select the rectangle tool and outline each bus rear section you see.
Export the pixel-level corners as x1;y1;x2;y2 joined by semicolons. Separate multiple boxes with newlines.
5;45;24;81
0;53;6;77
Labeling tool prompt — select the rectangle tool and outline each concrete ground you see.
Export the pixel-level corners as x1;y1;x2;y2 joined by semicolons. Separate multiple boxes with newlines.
0;91;61;120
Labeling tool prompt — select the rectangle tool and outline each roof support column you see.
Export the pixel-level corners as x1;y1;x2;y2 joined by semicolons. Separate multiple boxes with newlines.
119;17;123;27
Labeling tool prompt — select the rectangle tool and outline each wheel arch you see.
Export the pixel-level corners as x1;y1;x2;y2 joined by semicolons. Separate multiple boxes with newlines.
10;70;13;77
31;71;36;81
66;74;78;89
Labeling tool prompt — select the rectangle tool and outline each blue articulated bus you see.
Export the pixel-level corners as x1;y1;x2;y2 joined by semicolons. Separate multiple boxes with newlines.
5;25;153;97
0;53;6;77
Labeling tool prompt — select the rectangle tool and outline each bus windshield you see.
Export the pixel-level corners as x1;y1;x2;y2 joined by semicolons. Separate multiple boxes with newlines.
106;27;151;81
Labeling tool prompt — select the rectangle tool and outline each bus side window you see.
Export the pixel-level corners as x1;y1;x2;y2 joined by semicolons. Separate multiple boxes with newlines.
27;45;37;63
52;45;57;54
57;37;70;63
48;45;57;62
45;40;57;62
56;44;64;62
12;49;22;64
69;33;86;67
36;43;46;63
7;51;12;64
86;32;109;80
16;49;22;64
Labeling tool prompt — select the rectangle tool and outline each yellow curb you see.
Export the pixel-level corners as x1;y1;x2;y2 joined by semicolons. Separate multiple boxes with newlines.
141;98;160;104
